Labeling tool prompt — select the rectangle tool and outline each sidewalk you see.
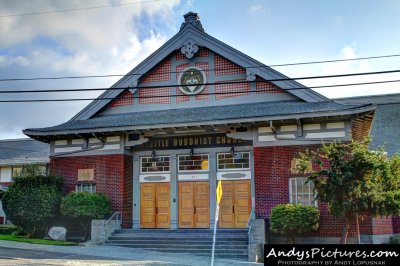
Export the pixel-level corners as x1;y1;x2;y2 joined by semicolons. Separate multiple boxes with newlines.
0;240;262;266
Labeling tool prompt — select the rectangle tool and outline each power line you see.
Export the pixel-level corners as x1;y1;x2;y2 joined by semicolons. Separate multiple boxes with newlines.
1;54;400;82
1;69;400;93
0;0;166;18
0;79;399;103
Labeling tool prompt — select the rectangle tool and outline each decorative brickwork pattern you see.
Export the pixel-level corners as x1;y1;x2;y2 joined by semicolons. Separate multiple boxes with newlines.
214;54;245;76
141;60;171;83
176;47;209;60
194;62;209;100
109;91;134;107
256;78;285;94
176;63;190;103
139;87;170;104
50;154;133;229
215;79;250;100
253;145;392;238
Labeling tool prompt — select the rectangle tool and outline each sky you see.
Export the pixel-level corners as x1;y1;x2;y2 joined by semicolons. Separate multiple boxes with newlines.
0;0;399;139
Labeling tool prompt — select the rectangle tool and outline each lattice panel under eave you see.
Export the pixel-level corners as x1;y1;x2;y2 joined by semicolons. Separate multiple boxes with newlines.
214;54;246;76
215;79;250;100
141;60;171;83
109;91;134;107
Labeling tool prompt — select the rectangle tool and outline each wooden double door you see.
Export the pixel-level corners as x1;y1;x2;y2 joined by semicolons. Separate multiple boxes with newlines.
140;183;170;228
178;181;210;228
219;180;251;228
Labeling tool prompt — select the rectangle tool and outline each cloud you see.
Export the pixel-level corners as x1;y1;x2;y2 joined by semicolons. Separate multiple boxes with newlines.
248;4;265;14
0;0;183;139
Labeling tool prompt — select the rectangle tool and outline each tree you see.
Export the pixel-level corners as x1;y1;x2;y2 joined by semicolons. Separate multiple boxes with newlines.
61;192;111;240
270;204;319;244
2;165;63;237
297;139;400;244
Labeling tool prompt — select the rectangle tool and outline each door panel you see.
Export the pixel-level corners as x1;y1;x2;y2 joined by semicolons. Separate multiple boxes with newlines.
178;182;195;228
140;183;156;228
219;181;235;228
155;183;170;228
234;180;251;228
218;180;251;228
140;183;170;228
178;181;210;228
194;182;210;228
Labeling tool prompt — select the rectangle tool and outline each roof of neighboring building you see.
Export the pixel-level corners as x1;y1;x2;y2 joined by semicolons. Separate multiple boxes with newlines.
335;93;400;156
24;101;374;138
0;138;50;166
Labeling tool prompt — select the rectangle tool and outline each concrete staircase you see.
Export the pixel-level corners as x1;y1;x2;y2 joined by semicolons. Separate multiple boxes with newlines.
105;229;249;260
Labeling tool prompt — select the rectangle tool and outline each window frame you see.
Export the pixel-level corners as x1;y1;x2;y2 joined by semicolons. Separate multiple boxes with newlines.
140;156;171;174
75;183;96;194
217;152;250;171
288;177;317;207
178;154;209;172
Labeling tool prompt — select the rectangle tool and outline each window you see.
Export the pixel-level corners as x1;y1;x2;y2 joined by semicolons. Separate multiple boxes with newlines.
178;154;209;172
217;152;250;170
12;167;22;178
76;184;96;193
141;156;170;173
289;178;317;206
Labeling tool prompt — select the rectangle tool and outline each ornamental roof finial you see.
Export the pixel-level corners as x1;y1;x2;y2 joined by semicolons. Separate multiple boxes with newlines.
180;12;205;32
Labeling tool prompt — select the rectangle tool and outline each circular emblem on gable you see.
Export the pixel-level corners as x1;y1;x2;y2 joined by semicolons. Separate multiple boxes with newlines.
178;67;206;95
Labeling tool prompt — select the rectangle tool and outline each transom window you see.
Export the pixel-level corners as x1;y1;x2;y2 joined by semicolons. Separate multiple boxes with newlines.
178;154;209;172
141;156;170;173
289;177;317;206
76;184;96;194
217;152;250;170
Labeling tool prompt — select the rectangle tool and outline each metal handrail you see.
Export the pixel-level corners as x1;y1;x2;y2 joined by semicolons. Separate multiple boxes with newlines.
103;212;122;244
247;208;255;237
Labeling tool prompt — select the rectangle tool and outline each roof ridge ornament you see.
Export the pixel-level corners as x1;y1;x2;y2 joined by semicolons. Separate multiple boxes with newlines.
180;12;205;32
180;40;199;59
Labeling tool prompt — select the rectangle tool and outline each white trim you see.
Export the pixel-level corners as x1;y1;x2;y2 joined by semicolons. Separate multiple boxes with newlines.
258;127;273;133
89;138;101;143
217;171;251;180
71;139;84;145
280;125;297;132
326;122;345;129
99;144;120;150
305;131;345;139
303;124;321;130
276;134;296;139
106;136;121;142
140;174;171;183
55;140;67;146
258;135;276;142
54;147;82;153
178;174;209;181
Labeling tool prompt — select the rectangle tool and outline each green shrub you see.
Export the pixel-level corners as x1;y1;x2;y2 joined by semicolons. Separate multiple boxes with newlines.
2;166;63;237
61;192;111;240
0;225;17;235
389;235;400;244
270;204;320;244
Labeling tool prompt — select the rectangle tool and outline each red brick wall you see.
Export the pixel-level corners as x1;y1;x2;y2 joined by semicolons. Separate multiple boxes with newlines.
392;217;400;234
253;145;390;238
50;154;133;228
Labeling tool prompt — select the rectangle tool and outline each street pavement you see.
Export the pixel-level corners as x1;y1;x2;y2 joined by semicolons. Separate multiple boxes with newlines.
0;240;262;266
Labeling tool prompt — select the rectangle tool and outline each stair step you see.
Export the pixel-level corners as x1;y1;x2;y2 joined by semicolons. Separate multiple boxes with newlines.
106;239;248;245
105;243;248;249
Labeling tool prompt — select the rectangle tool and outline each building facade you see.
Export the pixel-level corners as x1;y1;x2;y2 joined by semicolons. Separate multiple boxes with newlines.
24;13;397;243
0;138;50;224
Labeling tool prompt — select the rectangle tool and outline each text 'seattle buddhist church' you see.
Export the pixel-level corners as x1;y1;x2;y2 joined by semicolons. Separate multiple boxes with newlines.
24;13;397;248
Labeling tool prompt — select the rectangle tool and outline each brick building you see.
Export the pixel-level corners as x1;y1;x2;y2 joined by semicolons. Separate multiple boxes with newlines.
23;13;397;245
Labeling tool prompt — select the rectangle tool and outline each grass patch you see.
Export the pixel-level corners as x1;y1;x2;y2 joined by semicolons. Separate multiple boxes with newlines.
0;234;78;246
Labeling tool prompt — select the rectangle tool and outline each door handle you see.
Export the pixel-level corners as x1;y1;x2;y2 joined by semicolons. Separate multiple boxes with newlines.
232;206;235;213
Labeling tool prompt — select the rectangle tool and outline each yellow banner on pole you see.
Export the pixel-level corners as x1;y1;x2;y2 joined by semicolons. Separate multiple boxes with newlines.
216;180;223;205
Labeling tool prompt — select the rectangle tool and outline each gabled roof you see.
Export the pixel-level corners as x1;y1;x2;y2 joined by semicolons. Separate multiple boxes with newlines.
24;101;374;138
71;12;329;121
0;138;49;166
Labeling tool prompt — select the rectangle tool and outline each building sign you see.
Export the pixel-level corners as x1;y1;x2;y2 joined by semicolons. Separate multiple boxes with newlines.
135;134;252;151
77;169;94;181
140;174;171;183
178;174;209;181
178;67;206;95
217;171;251;180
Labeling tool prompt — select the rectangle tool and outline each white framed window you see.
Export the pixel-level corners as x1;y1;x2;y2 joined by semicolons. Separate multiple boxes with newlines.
217;152;250;171
12;167;23;179
140;156;170;173
178;154;209;172
289;177;317;206
76;184;96;193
